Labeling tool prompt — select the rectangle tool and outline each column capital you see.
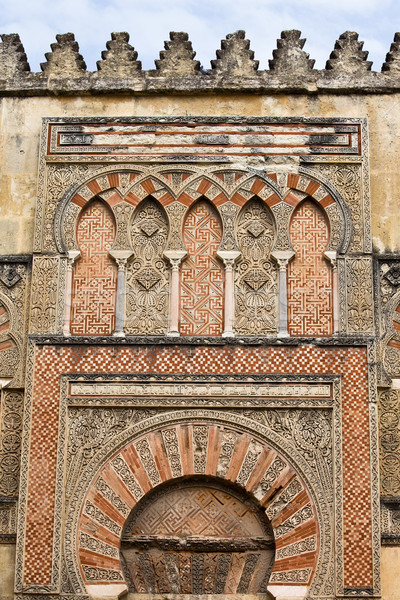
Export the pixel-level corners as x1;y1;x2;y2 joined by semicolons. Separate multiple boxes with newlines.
164;250;187;271
324;250;338;269
109;250;134;271
271;250;295;271
216;250;241;267
66;250;80;268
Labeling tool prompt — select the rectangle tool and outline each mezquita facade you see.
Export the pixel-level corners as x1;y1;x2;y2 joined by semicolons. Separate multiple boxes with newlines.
1;28;400;600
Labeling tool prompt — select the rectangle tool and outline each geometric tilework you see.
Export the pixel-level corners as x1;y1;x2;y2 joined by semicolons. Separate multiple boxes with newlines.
180;201;224;336
288;199;333;337
24;343;372;589
71;200;117;335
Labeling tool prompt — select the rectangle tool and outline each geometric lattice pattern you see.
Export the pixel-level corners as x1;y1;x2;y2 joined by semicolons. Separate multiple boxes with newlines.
180;201;224;335
70;200;117;335
127;485;268;537
288;199;333;336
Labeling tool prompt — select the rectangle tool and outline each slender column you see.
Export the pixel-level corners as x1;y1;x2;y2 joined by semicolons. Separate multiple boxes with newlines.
110;250;134;337
325;251;339;334
164;250;187;337
114;258;127;336
271;250;294;338
217;250;241;338
63;250;80;336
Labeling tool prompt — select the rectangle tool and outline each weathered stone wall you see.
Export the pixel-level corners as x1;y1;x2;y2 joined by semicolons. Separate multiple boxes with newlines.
1;28;400;600
1;93;400;254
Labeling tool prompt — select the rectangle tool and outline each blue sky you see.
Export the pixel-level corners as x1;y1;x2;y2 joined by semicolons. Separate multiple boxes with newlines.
1;0;399;72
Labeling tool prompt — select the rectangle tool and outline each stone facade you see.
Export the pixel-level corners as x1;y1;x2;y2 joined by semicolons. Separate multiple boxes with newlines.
1;27;400;600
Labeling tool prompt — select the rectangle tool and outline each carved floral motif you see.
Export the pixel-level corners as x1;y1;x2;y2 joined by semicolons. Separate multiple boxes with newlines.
235;200;277;334
126;200;169;334
379;389;400;496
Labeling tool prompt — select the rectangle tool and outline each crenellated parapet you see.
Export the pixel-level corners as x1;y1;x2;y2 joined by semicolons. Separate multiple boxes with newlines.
269;29;315;74
1;29;400;94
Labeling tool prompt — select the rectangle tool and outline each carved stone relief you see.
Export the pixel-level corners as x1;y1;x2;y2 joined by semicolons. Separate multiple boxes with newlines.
0;261;30;385
126;199;169;335
67;407;157;498
270;202;294;251
60;405;334;596
378;260;400;379
0;301;20;379
165;202;186;251
0;500;17;540
310;164;363;252
112;201;134;251
43;164;95;253
0;390;24;497
242;408;333;498
379;389;400;497
346;257;374;334
29;256;60;334
235;199;278;335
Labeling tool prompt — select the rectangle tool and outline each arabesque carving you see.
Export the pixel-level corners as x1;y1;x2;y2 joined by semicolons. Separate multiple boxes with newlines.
346;257;374;334
30;256;59;333
0;390;24;497
379;389;400;496
235;199;277;335
126;199;169;334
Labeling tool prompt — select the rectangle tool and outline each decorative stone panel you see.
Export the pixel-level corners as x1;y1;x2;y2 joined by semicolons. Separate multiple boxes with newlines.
16;342;379;598
70;200;117;336
180;201;224;336
235;199;277;335
126;199;169;335
287;200;333;336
